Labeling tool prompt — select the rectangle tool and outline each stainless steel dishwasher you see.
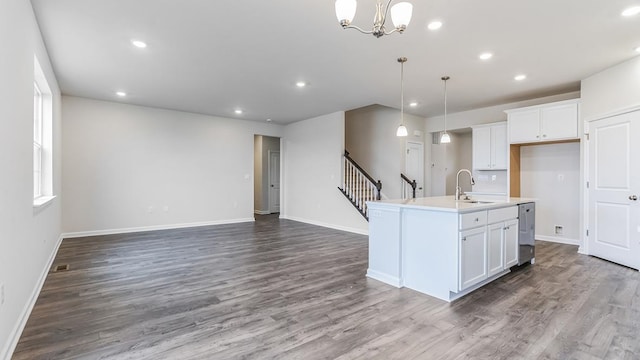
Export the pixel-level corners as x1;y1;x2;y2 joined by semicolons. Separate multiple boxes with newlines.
518;202;535;265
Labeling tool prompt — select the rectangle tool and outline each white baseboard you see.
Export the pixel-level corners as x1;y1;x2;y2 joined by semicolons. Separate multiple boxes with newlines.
61;218;255;239
366;269;401;287
279;215;368;236
536;235;580;246
1;234;64;360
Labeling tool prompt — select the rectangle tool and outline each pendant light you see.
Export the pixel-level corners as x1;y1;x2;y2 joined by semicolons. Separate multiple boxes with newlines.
440;76;451;143
396;57;408;137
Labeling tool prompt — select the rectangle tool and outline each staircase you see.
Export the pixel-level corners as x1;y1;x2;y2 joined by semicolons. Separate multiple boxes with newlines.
338;151;382;220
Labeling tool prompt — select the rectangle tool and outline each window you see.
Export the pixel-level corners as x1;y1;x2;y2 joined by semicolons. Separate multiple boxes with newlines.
33;56;54;207
33;82;43;198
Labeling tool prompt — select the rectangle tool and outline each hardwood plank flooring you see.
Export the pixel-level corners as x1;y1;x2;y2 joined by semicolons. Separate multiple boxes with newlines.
13;215;640;359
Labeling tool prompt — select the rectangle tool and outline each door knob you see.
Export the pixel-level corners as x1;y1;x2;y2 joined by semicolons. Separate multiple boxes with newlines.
630;195;638;201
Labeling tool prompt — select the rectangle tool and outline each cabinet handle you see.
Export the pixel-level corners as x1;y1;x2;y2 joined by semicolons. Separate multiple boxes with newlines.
462;237;467;241
536;135;540;138
630;195;638;201
543;134;547;138
475;218;479;222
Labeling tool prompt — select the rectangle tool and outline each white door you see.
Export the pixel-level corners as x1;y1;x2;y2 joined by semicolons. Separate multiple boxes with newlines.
588;111;640;270
268;150;280;213
405;141;424;198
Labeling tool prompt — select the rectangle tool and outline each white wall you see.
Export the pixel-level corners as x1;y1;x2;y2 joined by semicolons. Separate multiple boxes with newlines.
282;112;368;234
0;1;63;358
581;56;640;120
430;131;472;196
520;143;581;244
345;105;425;199
62;96;283;234
253;135;280;214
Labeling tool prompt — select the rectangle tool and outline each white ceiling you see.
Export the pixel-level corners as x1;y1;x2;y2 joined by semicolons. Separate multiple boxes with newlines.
31;0;640;124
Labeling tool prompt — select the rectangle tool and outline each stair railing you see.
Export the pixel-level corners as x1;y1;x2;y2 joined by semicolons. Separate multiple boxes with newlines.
338;150;382;220
401;173;417;199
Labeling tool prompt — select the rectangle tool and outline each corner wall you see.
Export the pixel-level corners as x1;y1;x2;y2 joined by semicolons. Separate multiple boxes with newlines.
282;112;368;234
0;1;63;358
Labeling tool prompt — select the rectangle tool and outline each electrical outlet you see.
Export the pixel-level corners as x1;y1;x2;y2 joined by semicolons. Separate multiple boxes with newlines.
1;283;5;306
555;225;564;235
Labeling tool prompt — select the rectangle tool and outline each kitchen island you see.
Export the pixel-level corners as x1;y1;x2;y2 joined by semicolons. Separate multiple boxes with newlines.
366;196;535;302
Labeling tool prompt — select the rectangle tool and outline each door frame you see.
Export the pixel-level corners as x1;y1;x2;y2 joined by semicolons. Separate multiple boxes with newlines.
268;149;280;213
405;140;424;198
583;104;640;267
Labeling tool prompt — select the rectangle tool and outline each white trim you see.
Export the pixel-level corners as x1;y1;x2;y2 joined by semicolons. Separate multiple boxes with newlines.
536;235;580;246
254;210;270;215
279;215;368;236
366;269;401;287
1;234;64;360
61;218;255;239
32;195;56;209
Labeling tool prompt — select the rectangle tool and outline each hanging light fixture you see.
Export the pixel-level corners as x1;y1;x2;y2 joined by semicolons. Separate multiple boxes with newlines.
396;57;408;137
440;76;451;143
335;0;413;38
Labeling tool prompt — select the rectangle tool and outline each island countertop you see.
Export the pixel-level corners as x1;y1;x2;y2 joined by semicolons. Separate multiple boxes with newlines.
368;195;535;213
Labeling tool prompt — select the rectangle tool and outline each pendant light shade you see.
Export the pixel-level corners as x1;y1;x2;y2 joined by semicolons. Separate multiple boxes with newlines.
390;2;413;29
335;0;357;25
397;57;408;137
440;76;451;144
396;124;408;137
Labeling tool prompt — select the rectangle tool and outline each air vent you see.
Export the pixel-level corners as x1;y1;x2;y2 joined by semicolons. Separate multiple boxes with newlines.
53;264;69;272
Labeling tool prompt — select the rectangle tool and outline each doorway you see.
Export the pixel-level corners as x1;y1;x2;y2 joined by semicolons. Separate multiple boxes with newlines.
405;141;424;198
254;135;281;215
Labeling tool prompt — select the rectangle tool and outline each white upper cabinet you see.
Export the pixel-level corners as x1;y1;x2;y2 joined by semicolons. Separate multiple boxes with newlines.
472;122;507;170
506;99;580;144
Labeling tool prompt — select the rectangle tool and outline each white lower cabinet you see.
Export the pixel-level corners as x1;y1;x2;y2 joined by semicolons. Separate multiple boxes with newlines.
460;206;519;291
487;223;505;277
459;226;488;291
504;219;519;268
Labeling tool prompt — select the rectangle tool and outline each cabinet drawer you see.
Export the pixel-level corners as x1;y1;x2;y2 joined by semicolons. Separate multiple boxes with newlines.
459;211;487;230
488;206;518;223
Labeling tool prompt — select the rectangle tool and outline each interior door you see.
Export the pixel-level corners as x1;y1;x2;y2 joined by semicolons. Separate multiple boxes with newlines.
405;141;424;198
588;110;640;270
268;150;280;213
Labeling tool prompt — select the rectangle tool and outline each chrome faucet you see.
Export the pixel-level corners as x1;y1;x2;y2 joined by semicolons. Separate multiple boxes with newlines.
455;169;475;200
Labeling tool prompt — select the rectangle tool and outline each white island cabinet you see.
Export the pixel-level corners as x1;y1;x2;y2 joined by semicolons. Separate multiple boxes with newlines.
367;196;532;302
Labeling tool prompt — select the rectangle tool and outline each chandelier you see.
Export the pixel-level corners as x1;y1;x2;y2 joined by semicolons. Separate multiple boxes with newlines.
335;0;414;38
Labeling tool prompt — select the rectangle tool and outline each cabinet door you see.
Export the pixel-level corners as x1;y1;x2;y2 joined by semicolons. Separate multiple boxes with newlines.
487;223;504;277
472;126;492;170
504;219;519;268
459;227;488;291
508;109;540;143
491;123;508;169
540;103;578;141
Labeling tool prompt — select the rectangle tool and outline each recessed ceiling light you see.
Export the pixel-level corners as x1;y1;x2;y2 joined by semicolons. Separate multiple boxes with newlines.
131;40;147;48
409;102;418;107
116;91;126;97
234;109;243;114
622;6;640;17
635;46;640;53
427;21;442;30
295;81;307;88
514;74;527;81
266;118;272;122
479;52;493;60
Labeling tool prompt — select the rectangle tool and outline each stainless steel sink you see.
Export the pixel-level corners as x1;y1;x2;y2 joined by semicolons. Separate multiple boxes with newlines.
461;200;494;204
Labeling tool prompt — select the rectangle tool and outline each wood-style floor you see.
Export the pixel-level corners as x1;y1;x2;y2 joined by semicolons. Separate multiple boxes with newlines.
13;215;640;359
